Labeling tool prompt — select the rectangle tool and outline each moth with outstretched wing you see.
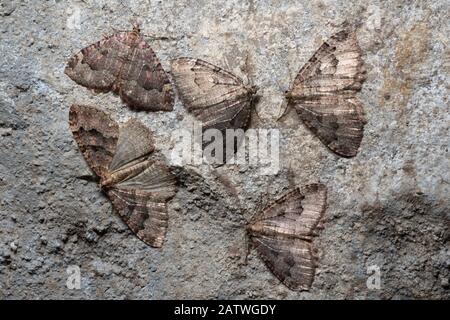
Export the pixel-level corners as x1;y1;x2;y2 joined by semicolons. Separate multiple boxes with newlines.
65;25;174;112
247;184;327;291
286;30;367;157
69;105;177;247
171;57;258;165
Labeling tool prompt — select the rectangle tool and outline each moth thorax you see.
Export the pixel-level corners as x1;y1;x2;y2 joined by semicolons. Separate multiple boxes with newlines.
131;25;141;37
100;173;116;189
246;221;264;236
285;91;294;102
245;85;259;96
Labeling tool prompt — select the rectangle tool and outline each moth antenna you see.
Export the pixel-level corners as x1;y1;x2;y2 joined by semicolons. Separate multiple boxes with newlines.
242;51;256;87
243;232;250;265
109;26;121;34
143;34;180;41
276;100;291;122
76;174;100;183
326;19;351;31
275;57;294;122
109;23;132;35
286;160;296;190
272;73;284;93
221;57;233;76
130;19;140;31
130;13;170;40
256;177;273;211
340;19;350;30
286;53;294;88
252;102;263;123
243;52;251;83
311;230;320;237
253;184;269;214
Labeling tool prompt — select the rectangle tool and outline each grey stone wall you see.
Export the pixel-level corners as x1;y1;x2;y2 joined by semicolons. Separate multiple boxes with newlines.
0;0;448;299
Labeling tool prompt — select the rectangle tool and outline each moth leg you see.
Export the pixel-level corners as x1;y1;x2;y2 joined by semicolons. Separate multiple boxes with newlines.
110;203;114;217
286;161;297;190
311;227;323;237
108;26;123;36
316;221;325;230
221;57;233;79
311;245;320;267
277;62;294;122
76;174;100;183
242;234;252;266
248;92;263;124
241;52;252;85
276;100;291;122
252;188;269;216
130;19;140;31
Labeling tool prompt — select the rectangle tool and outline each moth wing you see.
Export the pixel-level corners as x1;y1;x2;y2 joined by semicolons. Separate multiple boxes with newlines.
115;161;177;201
109;119;155;171
289;30;366;97
294;96;366;157
250;235;317;291
65;33;127;92
107;189;169;248
107;160;176;247
68;104;119;178
171;58;243;109
250;184;327;237
116;34;174;111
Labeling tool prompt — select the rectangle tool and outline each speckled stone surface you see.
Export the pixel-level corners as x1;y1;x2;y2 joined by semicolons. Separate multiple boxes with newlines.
0;0;448;299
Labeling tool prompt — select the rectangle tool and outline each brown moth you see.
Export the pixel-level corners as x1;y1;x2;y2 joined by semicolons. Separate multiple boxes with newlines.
286;30;367;157
247;184;327;291
170;58;258;164
65;25;174;112
69;105;177;247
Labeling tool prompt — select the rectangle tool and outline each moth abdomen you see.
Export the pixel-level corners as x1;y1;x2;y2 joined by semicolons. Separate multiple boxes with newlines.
101;159;153;188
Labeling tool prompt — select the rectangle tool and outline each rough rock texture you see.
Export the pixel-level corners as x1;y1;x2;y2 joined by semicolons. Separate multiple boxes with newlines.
0;0;448;299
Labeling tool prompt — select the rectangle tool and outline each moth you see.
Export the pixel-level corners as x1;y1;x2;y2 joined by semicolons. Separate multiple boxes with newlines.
65;25;174;112
170;58;258;164
69;104;177;247
247;184;327;291
285;30;367;157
